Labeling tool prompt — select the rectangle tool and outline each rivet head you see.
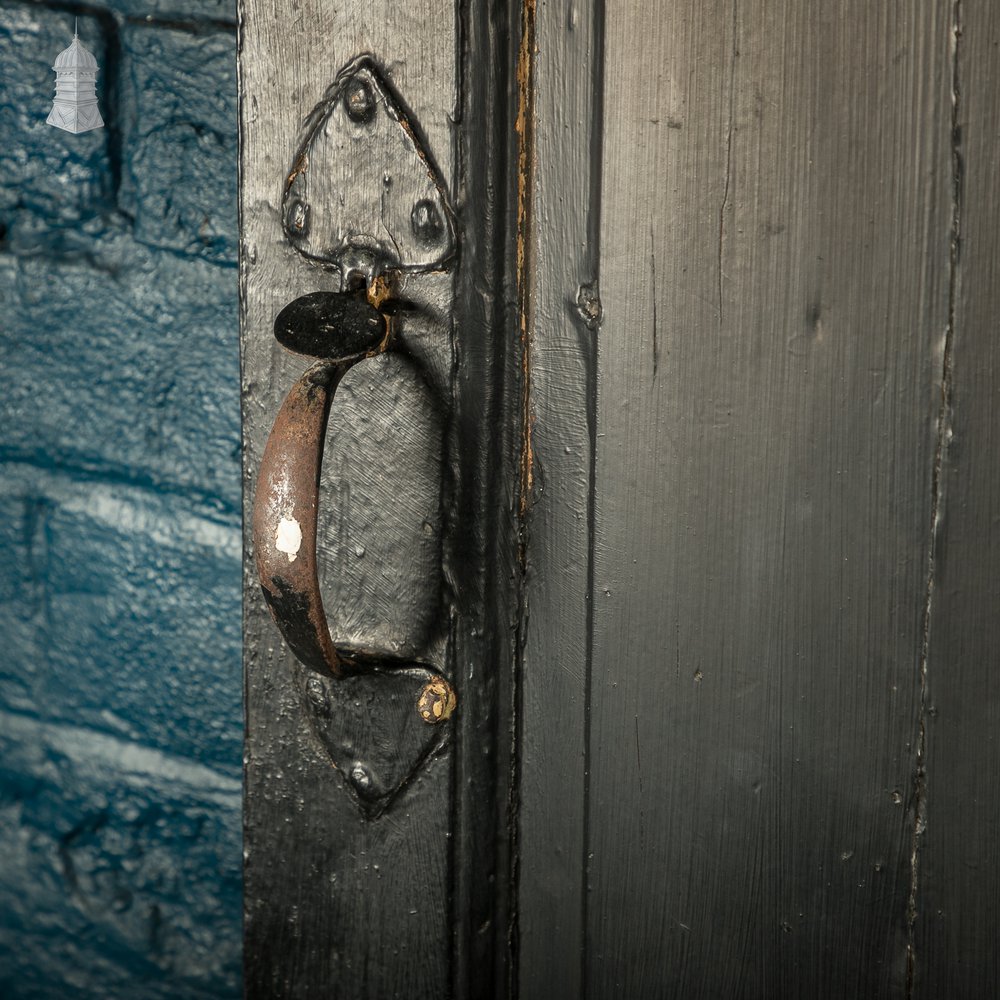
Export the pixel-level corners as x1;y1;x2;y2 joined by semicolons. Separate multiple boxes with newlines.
417;676;457;725
304;675;330;717
410;198;444;244
344;76;376;124
286;198;309;235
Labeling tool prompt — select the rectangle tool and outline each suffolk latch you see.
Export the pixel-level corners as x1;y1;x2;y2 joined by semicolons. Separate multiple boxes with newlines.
252;56;458;750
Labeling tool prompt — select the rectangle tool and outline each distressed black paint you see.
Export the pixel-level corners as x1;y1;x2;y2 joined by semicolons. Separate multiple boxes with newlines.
240;0;518;995
242;1;1000;996
273;292;386;360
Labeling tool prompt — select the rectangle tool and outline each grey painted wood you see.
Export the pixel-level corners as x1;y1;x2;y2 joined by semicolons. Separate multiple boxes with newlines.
520;1;955;996
915;5;1000;997
586;2;951;994
517;0;603;994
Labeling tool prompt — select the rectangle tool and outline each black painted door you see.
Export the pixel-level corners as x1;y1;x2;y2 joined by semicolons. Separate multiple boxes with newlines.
240;1;516;995
241;1;1000;997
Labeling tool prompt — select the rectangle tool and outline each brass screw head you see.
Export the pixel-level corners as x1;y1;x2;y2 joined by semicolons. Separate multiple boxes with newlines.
417;676;457;725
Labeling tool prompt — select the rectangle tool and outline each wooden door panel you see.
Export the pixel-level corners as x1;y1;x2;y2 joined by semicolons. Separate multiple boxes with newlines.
587;2;950;995
521;1;955;996
240;0;520;992
241;3;460;996
241;0;1000;994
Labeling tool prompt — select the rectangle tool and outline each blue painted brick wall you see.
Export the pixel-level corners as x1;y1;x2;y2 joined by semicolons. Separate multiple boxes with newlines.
0;1;241;996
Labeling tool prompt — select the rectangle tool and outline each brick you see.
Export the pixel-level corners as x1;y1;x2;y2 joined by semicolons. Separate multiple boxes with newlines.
1;3;242;993
0;8;113;248
117;23;237;262
0;466;241;770
95;0;236;23
0;708;240;999
0;237;240;508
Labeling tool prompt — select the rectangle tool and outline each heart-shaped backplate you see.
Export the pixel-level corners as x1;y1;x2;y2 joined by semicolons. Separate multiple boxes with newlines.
295;664;452;817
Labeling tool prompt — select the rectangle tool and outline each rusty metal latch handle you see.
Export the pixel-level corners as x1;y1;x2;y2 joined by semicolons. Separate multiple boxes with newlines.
252;290;457;727
253;292;390;679
253;53;460;724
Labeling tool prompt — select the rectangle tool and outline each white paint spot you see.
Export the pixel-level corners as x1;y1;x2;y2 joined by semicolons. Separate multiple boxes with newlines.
275;517;302;562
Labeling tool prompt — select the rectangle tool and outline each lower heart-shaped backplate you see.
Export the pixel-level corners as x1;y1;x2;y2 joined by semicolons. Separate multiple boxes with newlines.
295;664;453;817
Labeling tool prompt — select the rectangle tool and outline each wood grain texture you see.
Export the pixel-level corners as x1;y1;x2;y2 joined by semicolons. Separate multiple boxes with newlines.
516;0;602;993
587;2;951;995
240;2;458;995
520;0;955;996
242;0;1000;993
447;0;522;995
240;0;520;993
914;4;1000;997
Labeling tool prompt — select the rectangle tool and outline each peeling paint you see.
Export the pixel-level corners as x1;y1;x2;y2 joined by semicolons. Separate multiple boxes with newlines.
416;676;457;724
516;0;537;518
275;515;302;561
